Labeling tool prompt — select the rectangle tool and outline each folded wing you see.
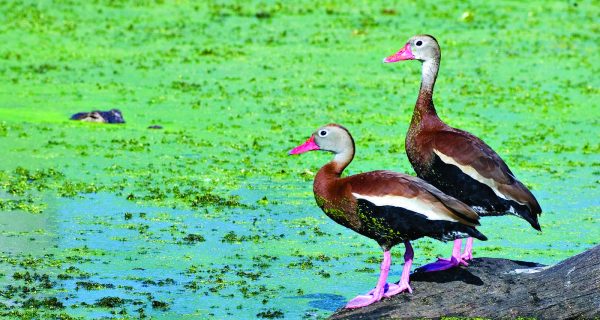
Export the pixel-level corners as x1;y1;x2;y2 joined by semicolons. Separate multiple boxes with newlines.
345;171;480;227
431;129;541;214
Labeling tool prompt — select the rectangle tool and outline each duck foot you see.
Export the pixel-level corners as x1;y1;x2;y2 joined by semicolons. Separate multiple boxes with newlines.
461;237;474;261
417;239;466;272
386;241;414;295
373;241;414;297
366;282;412;298
345;251;391;309
382;280;412;296
346;243;415;309
345;281;413;308
417;257;466;272
346;293;382;309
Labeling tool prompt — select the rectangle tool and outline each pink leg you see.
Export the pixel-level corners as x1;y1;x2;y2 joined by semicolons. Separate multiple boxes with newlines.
345;250;391;309
418;239;467;272
462;237;474;261
383;241;414;297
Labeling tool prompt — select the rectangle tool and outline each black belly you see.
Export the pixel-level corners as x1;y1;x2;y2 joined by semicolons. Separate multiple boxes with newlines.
355;199;479;250
419;154;528;217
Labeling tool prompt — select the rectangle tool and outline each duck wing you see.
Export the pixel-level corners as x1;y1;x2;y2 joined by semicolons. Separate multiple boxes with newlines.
344;171;480;227
430;129;542;215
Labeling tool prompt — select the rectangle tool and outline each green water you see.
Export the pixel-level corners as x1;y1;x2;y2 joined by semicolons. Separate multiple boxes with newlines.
0;0;599;319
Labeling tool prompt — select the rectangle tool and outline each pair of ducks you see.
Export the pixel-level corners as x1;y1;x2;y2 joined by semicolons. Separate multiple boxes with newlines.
289;35;542;309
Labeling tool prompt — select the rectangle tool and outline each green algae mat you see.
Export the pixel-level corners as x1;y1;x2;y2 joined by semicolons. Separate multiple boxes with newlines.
0;1;598;319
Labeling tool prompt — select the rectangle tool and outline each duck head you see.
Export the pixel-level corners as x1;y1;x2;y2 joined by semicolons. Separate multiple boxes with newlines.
383;34;440;63
289;124;354;157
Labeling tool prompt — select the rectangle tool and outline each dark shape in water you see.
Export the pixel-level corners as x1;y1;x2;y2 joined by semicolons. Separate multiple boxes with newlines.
289;293;347;311
70;109;125;124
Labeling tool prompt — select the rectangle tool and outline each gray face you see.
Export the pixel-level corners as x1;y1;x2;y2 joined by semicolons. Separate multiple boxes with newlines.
408;35;440;62
313;125;353;155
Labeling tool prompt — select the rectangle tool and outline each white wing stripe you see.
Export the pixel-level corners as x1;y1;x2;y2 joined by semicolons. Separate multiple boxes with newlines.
352;193;457;222
433;149;524;205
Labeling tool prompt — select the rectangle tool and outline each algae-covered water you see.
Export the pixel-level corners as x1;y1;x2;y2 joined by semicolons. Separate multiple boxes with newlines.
0;1;599;319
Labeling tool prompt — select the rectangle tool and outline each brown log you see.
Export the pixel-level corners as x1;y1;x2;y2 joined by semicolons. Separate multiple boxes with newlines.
330;245;600;319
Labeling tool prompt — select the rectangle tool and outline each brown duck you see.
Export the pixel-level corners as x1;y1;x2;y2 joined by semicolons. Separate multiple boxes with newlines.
289;123;487;308
384;35;542;271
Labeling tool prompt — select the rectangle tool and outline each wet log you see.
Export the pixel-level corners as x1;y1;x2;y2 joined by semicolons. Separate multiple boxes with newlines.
330;245;600;319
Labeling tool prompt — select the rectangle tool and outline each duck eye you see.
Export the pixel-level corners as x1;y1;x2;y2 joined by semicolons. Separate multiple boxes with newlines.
319;130;328;137
415;40;423;46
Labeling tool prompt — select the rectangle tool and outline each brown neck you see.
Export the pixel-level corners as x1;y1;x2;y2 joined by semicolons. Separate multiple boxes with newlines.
314;147;354;194
316;162;343;181
317;149;354;177
411;58;440;126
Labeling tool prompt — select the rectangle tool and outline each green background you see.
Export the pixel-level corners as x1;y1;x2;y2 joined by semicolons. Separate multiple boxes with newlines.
0;0;598;319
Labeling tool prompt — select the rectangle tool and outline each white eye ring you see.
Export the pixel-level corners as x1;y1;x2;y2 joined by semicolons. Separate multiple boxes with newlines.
415;40;423;46
318;130;328;137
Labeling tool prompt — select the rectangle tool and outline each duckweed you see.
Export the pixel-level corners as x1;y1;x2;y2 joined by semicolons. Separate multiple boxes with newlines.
0;0;598;319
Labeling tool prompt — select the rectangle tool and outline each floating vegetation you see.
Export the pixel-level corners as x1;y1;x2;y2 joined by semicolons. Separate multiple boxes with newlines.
221;231;284;244
151;300;169;310
76;281;115;290
0;197;45;213
21;297;64;309
94;297;127;308
288;258;314;270
189;192;248;209
182;233;206;243
256;308;285;319
12;272;53;288
0;0;597;319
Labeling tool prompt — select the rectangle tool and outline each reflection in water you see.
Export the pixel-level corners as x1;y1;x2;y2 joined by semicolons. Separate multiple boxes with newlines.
289;293;347;311
0;191;62;256
0;209;57;255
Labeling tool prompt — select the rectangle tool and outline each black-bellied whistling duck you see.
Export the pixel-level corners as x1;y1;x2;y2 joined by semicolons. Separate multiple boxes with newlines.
384;35;542;272
289;124;487;308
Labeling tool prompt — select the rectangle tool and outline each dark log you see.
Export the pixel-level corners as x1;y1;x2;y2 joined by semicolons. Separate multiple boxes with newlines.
330;245;600;319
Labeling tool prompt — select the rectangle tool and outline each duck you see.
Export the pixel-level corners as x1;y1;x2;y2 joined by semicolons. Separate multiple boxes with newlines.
70;109;125;124
289;123;487;308
383;35;542;271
